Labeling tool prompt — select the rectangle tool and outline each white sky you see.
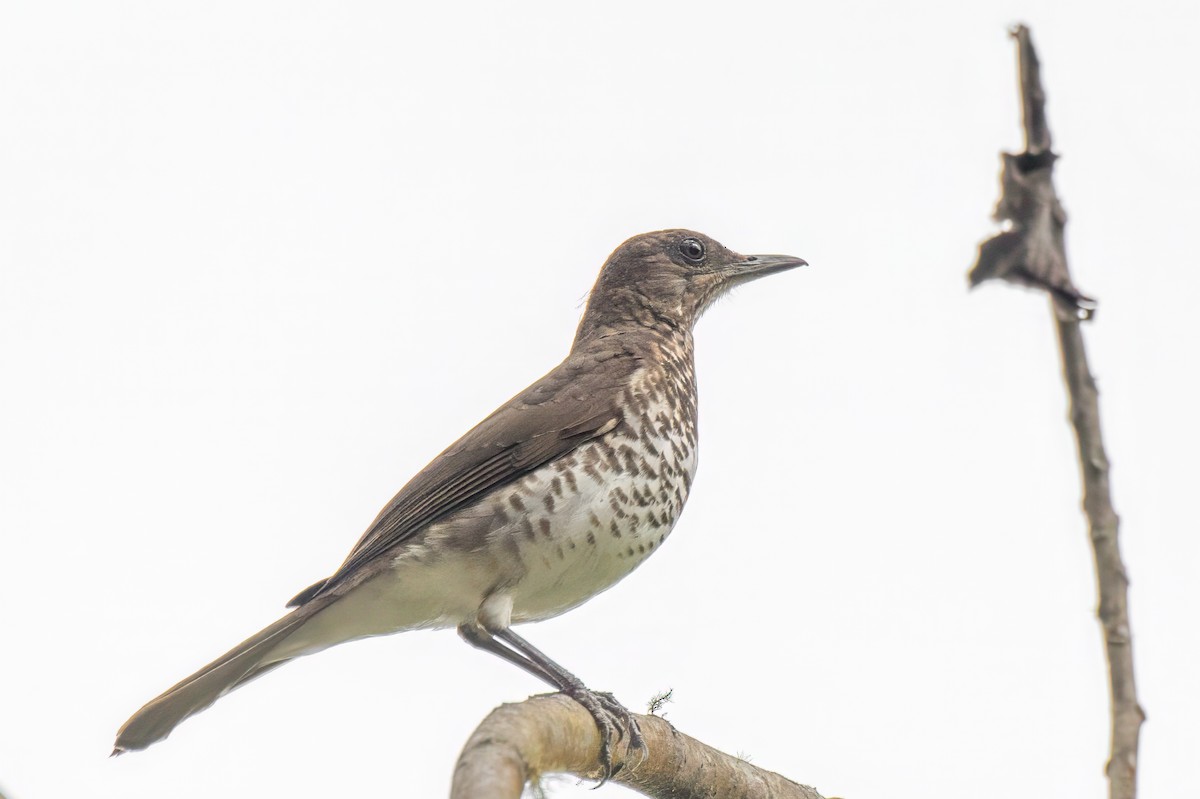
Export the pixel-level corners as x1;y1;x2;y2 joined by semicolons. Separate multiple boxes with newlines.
2;2;1197;798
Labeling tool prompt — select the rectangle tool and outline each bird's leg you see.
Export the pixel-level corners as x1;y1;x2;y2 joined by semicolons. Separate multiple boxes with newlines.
494;628;646;778
456;622;561;686
457;622;644;781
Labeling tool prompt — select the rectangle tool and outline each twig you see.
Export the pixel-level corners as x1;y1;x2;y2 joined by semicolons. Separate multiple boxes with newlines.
968;24;1145;799
450;694;826;799
1056;318;1144;799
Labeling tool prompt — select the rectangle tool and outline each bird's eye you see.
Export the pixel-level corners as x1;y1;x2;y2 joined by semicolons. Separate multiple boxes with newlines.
679;238;706;264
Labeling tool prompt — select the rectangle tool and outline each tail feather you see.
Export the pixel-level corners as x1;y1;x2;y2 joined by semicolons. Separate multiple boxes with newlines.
114;598;332;754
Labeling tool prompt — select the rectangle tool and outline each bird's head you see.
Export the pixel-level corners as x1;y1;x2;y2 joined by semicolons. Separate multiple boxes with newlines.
574;229;806;344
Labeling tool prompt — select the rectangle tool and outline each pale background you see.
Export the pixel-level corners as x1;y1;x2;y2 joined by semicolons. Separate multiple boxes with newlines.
2;2;1197;798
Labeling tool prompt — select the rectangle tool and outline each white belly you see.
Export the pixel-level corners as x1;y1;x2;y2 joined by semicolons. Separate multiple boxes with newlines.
501;427;696;622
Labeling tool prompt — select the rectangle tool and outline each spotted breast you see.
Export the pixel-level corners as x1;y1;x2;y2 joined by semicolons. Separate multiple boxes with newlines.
487;329;699;623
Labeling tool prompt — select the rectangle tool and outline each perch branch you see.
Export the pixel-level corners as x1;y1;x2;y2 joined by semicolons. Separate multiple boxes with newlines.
451;694;826;799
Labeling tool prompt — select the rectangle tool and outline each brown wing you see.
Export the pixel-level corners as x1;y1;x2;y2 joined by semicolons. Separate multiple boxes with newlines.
287;343;644;607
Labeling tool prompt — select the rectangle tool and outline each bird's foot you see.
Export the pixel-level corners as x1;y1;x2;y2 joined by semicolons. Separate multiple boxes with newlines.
562;685;646;784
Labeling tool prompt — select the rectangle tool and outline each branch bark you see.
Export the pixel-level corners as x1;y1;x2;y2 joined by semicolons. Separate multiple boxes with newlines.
969;24;1144;799
451;694;826;799
1055;316;1144;799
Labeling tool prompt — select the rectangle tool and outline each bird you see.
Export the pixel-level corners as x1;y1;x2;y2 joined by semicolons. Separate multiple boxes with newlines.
114;229;806;774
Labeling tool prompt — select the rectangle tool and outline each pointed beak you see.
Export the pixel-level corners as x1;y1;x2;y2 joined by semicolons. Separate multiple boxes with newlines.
719;253;808;280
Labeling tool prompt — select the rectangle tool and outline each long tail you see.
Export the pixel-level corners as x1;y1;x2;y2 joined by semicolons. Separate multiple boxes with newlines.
113;597;333;754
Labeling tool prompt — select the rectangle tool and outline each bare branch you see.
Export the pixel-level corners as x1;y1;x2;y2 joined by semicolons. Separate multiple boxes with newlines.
968;24;1145;799
1056;319;1145;799
968;26;1096;319
451;694;826;799
1013;24;1052;156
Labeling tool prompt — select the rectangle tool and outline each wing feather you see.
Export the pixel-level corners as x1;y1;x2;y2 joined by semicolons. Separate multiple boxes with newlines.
287;345;643;607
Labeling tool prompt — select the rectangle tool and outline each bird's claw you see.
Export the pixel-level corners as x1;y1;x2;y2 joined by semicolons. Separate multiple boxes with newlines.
594;691;645;753
563;686;647;785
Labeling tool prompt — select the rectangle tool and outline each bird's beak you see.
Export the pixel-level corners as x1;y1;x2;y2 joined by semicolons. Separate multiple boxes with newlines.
719;254;808;280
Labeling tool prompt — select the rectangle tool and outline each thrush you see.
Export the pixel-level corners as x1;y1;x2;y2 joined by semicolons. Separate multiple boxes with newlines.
114;229;806;774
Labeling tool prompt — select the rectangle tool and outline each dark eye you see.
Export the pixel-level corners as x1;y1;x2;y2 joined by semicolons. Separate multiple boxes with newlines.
679;238;706;264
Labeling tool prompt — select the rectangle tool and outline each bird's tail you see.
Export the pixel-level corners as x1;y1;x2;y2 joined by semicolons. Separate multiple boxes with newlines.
113;597;334;754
